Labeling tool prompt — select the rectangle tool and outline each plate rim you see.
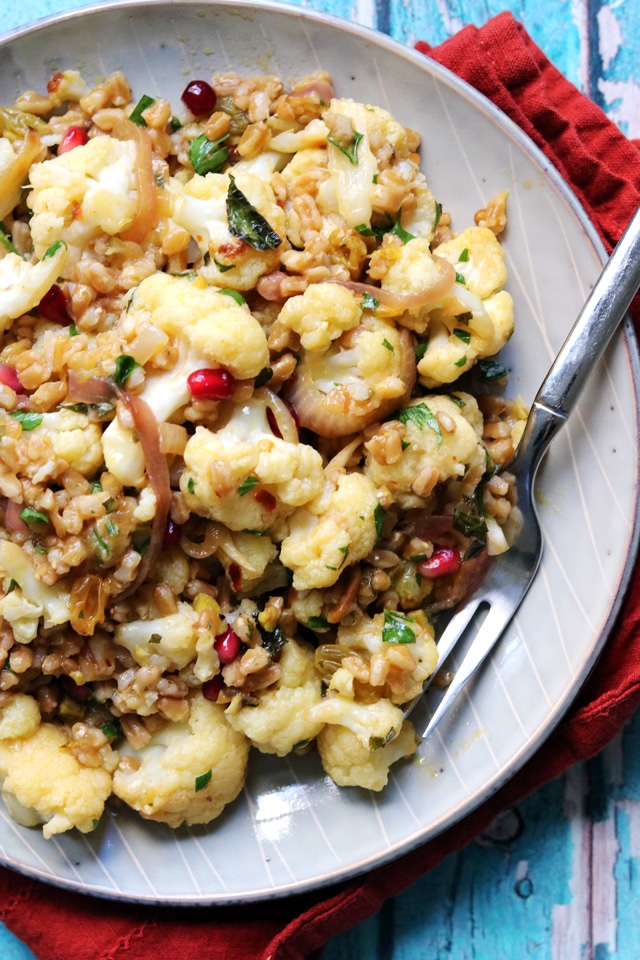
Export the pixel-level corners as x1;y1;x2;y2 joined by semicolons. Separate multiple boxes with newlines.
0;0;639;905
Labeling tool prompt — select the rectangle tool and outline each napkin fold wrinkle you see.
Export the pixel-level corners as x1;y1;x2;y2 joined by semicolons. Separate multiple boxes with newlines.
2;11;640;960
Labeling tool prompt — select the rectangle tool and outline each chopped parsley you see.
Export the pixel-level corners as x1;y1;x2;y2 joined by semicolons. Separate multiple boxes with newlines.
433;201;442;231
455;271;466;285
382;609;417;645
42;239;66;260
477;358;509;382
220;289;245;305
0;222;18;254
415;341;429;362
104;519;119;537
454;356;468;367
448;393;466;408
360;292;379;311
237;476;259;497
382;337;394;352
397;402;442;447
189;132;230;176
327;129;363;165
453;328;471;344
100;719;122;740
254;367;273;388
93;528;109;554
374;503;386;541
455;311;473;325
195;770;212;793
226;175;281;251
69;324;79;337
458;247;470;262
129;93;155;127
20;506;49;527
187;477;196;494
391;209;415;244
214;258;235;272
111;354;140;387
307;616;331;630
9;410;43;431
168;115;182;132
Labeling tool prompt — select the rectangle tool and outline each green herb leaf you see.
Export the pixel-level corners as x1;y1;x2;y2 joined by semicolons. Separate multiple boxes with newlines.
307;616;331;630
458;247;470;262
20;506;49;527
448;393;466;408
104;519;119;537
220;288;246;305
187;477;196;494
391;209;415;244
93;529;109;554
369;728;398;751
433;201;442;231
213;258;235;272
355;223;375;237
455;271;466;285
149;633;162;643
238;476;259;497
382;337;394;352
415;341;428;362
111;354;140;387
327;129;363;165
129;94;155;127
189;132;230;175
100;719;122;740
226;175;282;251
477;358;509;382
195;770;212;793
0;222;18;254
258;623;287;657
455;311;473;325
254;367;273;388
69;324;79;337
42;239;66;260
169;115;182;132
453;328;471;344
397;402;442;447
454;355;468;368
360;292;379;311
9;410;43;431
382;609;417;645
374;503;386;542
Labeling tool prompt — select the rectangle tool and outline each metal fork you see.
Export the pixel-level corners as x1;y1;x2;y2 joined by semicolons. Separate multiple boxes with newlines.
412;204;640;740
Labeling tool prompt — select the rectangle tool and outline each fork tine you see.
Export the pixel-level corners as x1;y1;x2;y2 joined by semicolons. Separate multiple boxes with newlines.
421;599;511;739
432;594;486;670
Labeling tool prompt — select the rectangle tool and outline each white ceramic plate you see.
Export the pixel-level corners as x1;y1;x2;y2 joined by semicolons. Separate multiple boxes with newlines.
0;0;638;905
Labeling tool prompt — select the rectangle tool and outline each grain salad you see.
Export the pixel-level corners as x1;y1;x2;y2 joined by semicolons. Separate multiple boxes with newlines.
0;66;525;837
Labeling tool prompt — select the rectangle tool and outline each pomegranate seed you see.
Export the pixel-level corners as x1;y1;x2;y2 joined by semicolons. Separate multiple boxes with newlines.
0;363;22;393
254;489;277;512
214;626;241;664
181;79;216;116
187;367;235;400
58;125;88;154
162;517;182;548
38;283;70;324
202;675;224;701
417;546;462;579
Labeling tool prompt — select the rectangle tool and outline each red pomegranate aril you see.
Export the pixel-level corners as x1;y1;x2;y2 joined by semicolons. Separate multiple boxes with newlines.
162;517;182;548
181;79;217;116
37;283;70;324
0;363;22;393
418;546;462;579
202;675;224;701
187;367;235;400
58;125;88;154
214;626;241;664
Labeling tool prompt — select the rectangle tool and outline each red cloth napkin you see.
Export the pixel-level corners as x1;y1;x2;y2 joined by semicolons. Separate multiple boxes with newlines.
2;11;640;960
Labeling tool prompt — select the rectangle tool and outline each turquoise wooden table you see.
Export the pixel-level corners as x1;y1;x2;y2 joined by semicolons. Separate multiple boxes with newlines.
1;1;639;958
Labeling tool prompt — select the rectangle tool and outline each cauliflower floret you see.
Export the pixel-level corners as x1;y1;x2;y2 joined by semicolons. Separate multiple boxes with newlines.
434;227;507;299
216;529;278;590
279;472;379;590
0;541;71;640
277;282;362;352
0;693;40;741
1;406;104;484
335;608;438;703
102;271;269;486
324;98;378;229
378;236;456;334
28;136;139;274
0;721;118;838
180;394;325;532
286;313;415;437
0;242;68;332
114;601;216;681
171;170;286;290
316;717;418;790
364;394;486;507
309;693;404;751
269;118;330;153
225;639;324;756
112;693;249;827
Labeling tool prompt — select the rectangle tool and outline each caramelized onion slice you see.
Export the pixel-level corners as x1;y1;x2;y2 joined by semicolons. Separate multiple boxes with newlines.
286;326;416;437
113;118;158;245
334;255;455;316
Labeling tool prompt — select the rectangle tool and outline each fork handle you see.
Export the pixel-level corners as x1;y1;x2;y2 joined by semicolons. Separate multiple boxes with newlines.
536;203;640;420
